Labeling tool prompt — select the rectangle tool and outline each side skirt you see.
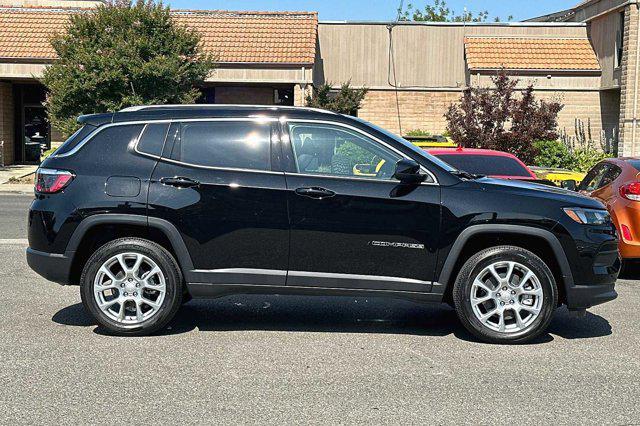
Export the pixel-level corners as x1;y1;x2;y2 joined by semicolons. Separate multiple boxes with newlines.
186;282;445;304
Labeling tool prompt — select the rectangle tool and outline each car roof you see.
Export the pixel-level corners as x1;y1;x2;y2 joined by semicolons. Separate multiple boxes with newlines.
427;147;519;158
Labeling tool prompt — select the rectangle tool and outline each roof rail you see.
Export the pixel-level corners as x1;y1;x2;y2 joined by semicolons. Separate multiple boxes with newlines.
119;104;337;114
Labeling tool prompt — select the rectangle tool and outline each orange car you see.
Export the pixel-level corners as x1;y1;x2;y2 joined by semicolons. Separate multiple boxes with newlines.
578;158;640;259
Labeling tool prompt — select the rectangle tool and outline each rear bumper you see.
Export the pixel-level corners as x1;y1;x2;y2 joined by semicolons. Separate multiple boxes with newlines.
26;247;73;285
565;282;617;310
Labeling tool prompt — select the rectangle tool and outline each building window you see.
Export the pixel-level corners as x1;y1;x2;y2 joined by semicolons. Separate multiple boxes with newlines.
617;11;625;68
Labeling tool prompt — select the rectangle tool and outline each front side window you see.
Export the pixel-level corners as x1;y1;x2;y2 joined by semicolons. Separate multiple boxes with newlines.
287;122;402;180
171;121;271;171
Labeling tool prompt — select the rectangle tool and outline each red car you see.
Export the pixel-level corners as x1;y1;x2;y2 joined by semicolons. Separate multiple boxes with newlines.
427;147;539;181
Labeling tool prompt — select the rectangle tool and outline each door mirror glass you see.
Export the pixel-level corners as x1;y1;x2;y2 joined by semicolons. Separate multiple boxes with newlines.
561;179;577;191
393;159;426;184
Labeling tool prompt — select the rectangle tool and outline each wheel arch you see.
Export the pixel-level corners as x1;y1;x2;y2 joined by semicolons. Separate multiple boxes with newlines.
437;225;573;304
66;214;194;285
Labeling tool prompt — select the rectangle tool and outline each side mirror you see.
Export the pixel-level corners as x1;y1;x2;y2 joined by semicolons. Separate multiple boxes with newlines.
393;159;426;184
561;179;577;191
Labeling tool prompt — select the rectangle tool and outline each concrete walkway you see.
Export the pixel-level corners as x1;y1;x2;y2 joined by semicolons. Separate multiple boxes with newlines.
0;184;33;194
0;165;37;184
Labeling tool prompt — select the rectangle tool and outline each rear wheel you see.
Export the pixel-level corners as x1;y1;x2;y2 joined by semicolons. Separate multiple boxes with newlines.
80;238;183;336
453;245;558;344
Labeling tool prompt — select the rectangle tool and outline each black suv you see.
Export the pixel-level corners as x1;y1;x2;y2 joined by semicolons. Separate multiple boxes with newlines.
27;105;620;343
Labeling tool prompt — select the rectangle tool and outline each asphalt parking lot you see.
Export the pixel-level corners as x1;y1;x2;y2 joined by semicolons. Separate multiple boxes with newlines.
0;193;639;424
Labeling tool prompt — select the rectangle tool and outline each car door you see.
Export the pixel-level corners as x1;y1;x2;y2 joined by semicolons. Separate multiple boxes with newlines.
280;120;441;293
147;118;289;286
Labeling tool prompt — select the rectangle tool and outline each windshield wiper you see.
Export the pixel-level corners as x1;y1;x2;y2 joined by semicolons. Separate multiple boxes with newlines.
450;169;484;180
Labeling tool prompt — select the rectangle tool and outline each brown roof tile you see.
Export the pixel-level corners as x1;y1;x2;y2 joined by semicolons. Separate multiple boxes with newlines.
464;37;600;71
0;6;317;63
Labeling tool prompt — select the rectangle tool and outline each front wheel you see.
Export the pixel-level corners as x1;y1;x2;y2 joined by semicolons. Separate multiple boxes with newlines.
452;246;558;344
80;238;183;336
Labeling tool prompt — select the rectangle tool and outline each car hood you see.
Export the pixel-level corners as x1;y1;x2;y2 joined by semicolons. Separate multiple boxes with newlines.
475;177;605;209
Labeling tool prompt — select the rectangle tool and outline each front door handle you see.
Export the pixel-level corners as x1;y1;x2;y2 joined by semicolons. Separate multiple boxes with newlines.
295;186;336;199
160;176;200;188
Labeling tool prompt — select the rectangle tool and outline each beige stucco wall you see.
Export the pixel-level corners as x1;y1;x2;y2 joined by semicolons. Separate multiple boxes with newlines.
316;22;591;90
618;3;640;156
356;88;605;145
0;82;14;166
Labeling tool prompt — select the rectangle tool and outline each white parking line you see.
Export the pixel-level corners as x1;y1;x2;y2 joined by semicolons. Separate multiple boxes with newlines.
0;239;28;245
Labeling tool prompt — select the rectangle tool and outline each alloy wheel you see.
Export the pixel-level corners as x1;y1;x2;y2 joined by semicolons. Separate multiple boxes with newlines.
470;261;544;334
93;252;167;325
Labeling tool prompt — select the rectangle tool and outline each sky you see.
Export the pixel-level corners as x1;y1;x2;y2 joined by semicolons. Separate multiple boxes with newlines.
166;0;579;22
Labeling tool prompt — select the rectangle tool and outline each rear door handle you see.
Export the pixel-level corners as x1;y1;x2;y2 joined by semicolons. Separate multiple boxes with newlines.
295;187;336;199
160;176;200;188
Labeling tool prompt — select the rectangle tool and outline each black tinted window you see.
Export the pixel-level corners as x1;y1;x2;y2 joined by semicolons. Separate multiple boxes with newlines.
435;154;531;177
54;125;96;155
287;122;404;180
137;123;169;156
578;163;608;191
173;121;271;171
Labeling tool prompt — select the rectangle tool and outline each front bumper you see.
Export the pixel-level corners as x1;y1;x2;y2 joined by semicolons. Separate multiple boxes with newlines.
26;247;73;285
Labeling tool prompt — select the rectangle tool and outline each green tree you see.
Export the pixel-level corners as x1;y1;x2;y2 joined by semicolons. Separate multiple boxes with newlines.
305;82;369;116
399;0;512;23
42;0;216;137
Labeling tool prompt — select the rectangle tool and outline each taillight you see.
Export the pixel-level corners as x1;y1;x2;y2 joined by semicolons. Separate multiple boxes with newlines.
35;168;75;193
621;224;633;241
620;182;640;201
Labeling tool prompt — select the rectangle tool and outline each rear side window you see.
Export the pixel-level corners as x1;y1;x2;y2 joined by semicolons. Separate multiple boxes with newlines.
171;121;271;171
435;154;531;177
54;125;96;156
136;123;169;157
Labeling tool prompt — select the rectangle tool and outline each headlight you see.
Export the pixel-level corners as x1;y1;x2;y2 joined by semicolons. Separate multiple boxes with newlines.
563;208;610;225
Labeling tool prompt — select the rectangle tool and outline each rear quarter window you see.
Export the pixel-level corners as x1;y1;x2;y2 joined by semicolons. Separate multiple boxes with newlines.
53;125;97;156
136;123;169;157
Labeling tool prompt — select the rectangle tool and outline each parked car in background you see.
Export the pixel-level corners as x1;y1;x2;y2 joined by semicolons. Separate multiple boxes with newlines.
404;134;457;149
27;105;619;344
428;147;542;181
530;166;586;189
578;158;640;260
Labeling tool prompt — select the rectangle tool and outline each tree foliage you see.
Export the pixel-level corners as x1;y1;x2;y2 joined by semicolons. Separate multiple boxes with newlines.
305;82;369;116
445;71;563;163
399;0;512;23
42;0;216;137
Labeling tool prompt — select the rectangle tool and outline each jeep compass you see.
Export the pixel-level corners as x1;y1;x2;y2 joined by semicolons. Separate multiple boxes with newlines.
27;105;620;343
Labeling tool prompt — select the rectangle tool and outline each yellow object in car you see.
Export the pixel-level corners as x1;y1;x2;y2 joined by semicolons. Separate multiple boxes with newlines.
404;135;457;149
529;167;586;186
353;159;386;177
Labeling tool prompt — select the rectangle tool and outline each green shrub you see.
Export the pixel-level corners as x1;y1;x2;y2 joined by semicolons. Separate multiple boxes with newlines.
335;141;373;166
533;139;612;172
573;148;612;173
405;129;432;137
533;140;576;169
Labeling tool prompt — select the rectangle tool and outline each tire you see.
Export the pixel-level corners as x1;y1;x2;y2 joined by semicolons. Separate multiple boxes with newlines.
80;238;183;336
452;245;558;344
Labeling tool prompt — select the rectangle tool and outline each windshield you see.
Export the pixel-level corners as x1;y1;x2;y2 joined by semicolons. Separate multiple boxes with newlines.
351;117;457;172
435;154;532;177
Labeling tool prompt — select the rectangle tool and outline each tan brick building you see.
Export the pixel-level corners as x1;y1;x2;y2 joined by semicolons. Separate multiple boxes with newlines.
0;0;635;164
